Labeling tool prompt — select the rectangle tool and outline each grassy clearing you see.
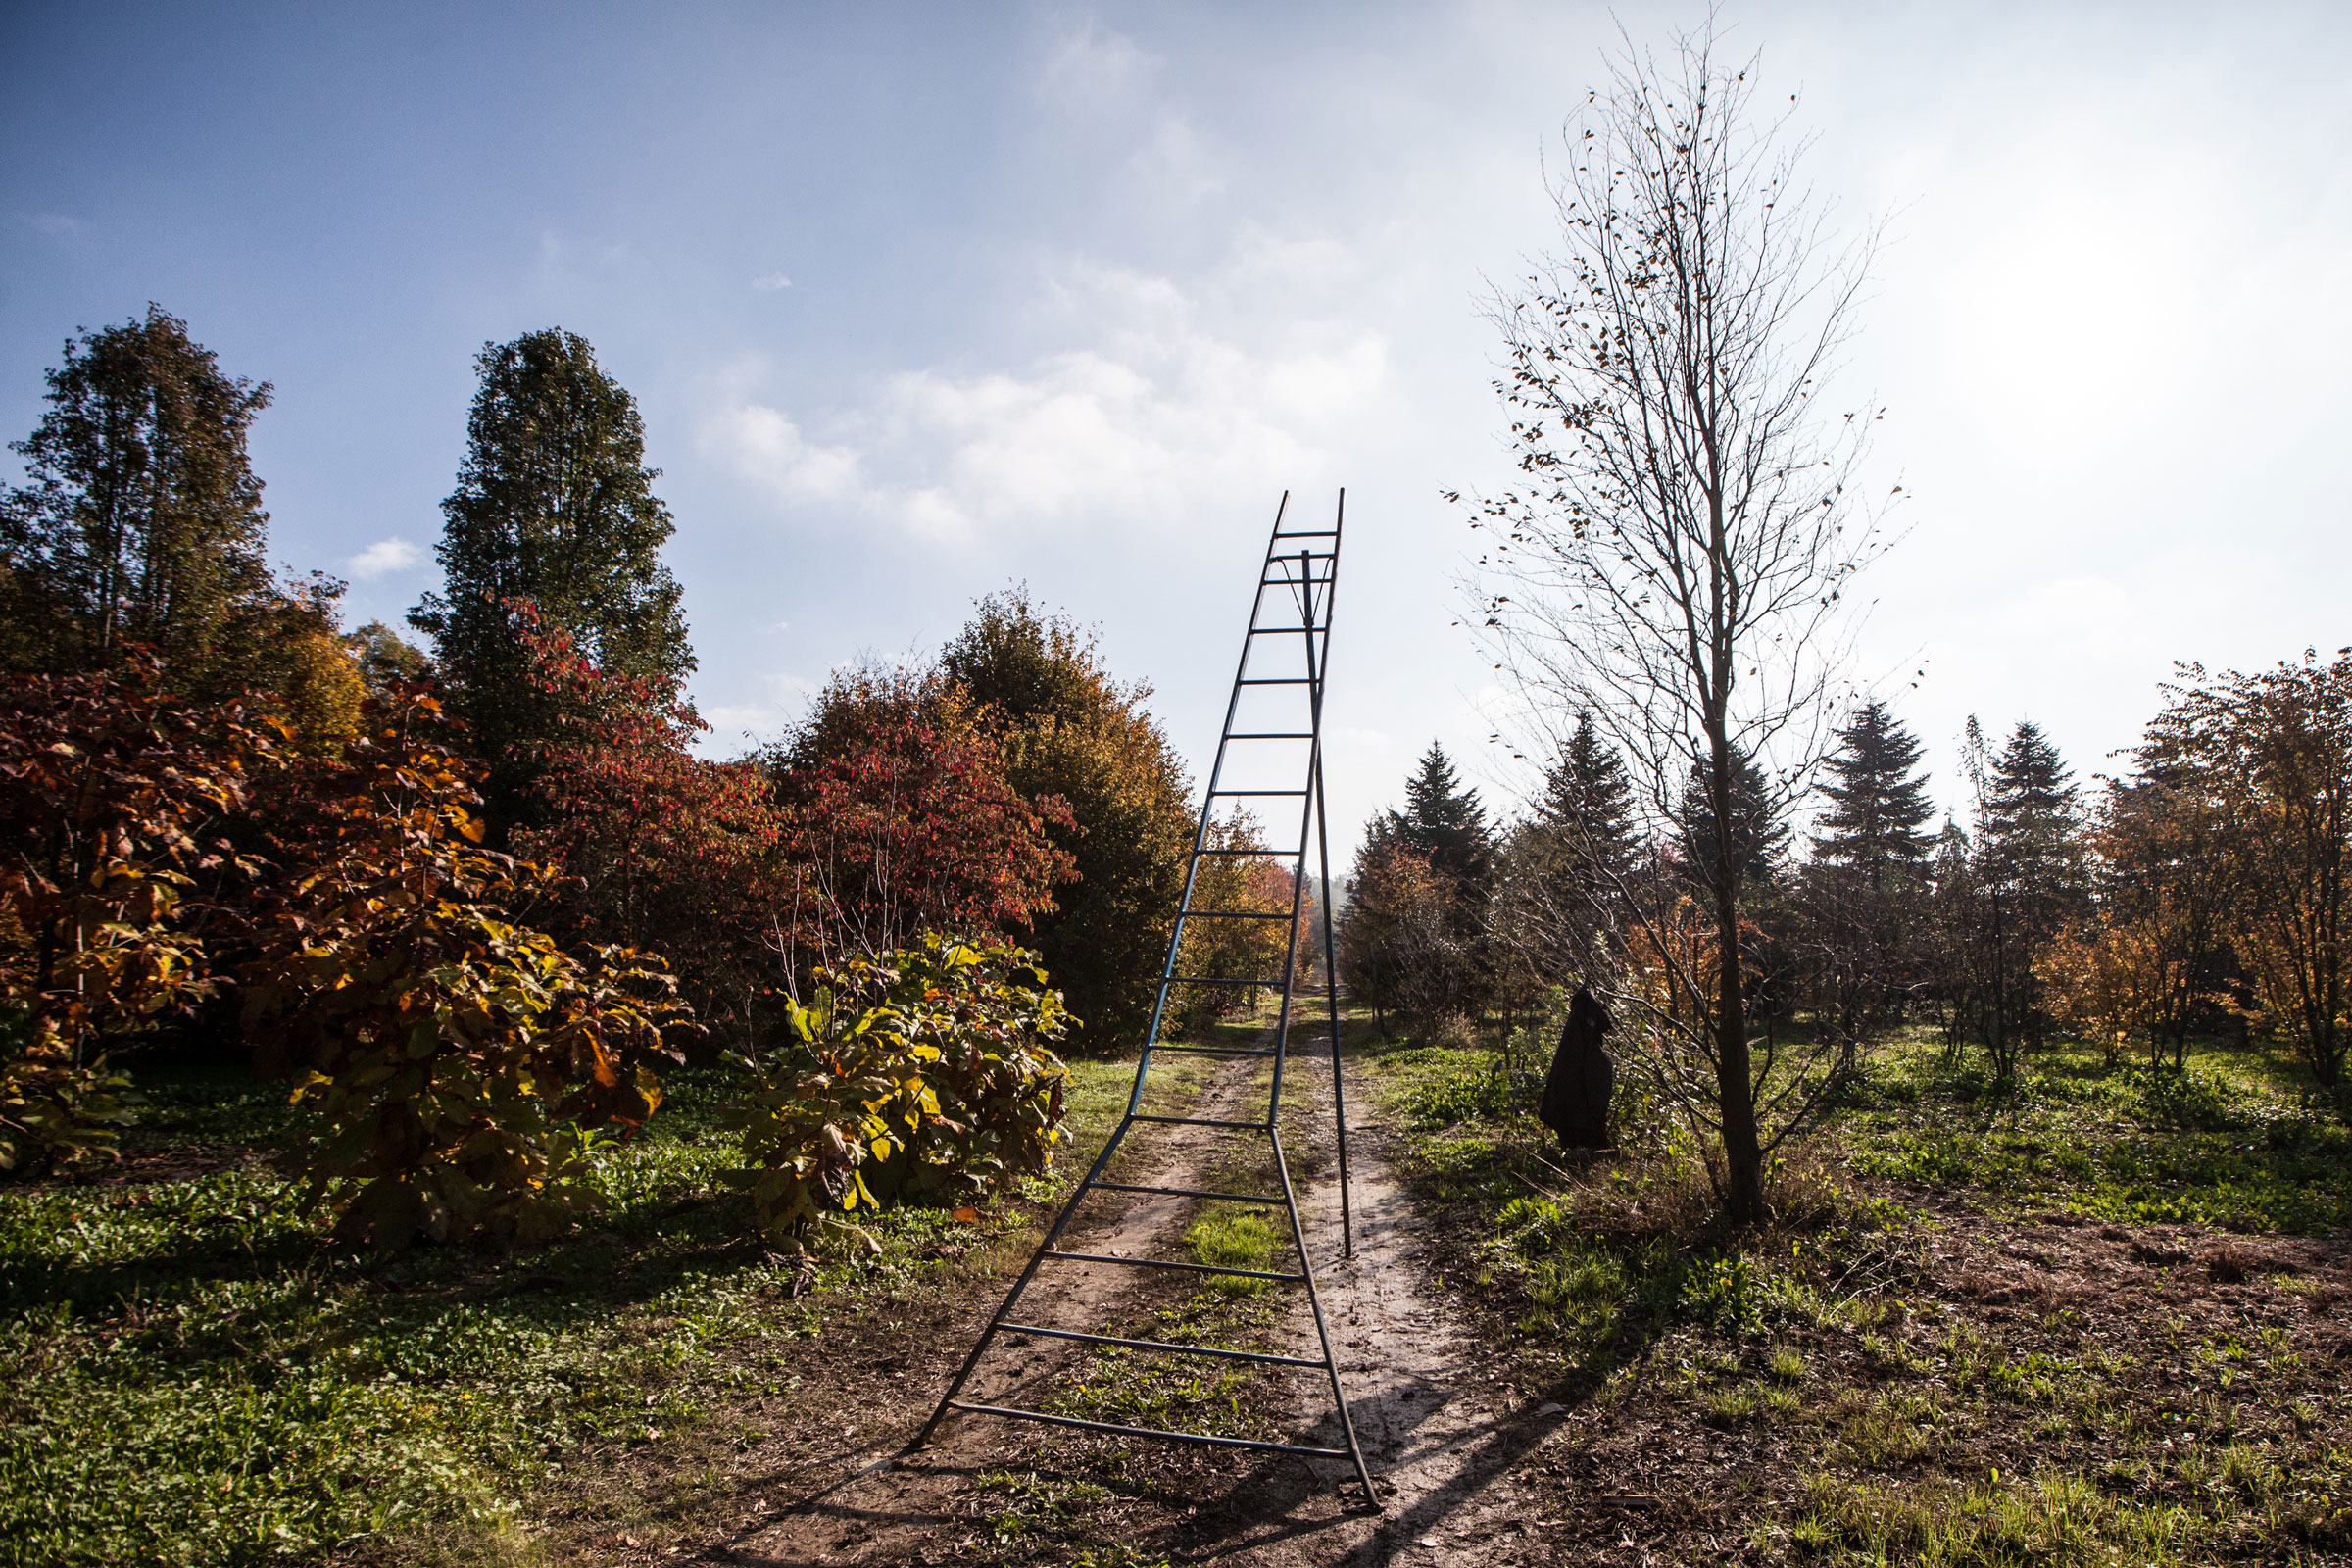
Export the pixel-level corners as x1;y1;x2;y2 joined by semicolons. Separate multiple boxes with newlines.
0;1047;1201;1567
1358;1015;2352;1564
1839;1032;2352;1233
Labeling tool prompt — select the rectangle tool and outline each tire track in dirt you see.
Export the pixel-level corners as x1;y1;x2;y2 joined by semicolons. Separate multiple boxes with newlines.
704;1031;1583;1566
710;1045;1295;1564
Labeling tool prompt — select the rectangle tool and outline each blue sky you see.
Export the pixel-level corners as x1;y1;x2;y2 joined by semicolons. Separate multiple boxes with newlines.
6;2;2350;858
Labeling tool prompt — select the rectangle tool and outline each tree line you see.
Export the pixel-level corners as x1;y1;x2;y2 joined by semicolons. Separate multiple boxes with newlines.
0;307;1291;1247
1343;665;2352;1131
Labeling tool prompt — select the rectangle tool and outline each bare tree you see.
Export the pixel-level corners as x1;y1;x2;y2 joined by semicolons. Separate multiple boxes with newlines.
1457;25;1886;1220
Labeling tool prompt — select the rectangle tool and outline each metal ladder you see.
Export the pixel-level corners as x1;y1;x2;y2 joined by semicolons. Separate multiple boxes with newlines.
913;491;1376;1504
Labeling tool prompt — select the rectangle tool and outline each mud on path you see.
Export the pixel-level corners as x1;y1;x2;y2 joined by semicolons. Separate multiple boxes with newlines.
672;1029;1581;1568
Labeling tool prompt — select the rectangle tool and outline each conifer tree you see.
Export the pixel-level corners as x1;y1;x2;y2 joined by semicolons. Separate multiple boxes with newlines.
1811;700;1936;887
1984;720;2084;921
1676;749;1787;890
1390;742;1493;889
1537;710;1639;886
2;305;274;679
410;329;692;814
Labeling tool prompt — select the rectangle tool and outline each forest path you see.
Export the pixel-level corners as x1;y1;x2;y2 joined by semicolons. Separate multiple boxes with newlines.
694;1025;1575;1568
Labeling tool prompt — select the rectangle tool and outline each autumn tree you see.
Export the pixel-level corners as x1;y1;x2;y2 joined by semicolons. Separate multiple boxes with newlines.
508;606;783;1033
1464;25;1881;1218
765;665;1074;977
1172;811;1303;1028
410;329;693;823
940;589;1193;1052
0;657;271;1170
241;686;690;1248
2146;653;2352;1085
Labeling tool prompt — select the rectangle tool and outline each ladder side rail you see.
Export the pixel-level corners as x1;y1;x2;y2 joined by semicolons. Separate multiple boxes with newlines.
1270;1127;1379;1502
911;1114;1143;1447
1311;490;1353;1257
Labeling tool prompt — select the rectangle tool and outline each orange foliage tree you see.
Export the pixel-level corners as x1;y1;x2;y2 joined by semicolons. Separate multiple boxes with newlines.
0;656;271;1170
240;687;692;1248
765;666;1074;977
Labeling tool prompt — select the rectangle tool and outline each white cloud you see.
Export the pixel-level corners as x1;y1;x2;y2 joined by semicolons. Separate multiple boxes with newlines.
703;402;864;506
699;257;1389;544
751;271;793;291
346;536;424;579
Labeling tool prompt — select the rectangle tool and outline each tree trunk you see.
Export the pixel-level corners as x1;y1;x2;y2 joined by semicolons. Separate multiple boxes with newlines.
1709;730;1764;1222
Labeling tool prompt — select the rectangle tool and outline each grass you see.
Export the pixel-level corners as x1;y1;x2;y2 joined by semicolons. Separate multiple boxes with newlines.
1356;1011;2352;1564
0;1049;1189;1567
1839;1032;2352;1233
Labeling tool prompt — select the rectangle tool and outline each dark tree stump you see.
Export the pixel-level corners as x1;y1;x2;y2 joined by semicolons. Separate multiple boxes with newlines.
1539;986;1616;1151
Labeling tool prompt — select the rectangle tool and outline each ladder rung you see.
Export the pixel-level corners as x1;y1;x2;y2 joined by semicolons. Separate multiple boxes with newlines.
1179;910;1292;920
1087;1180;1285;1203
1237;678;1315;686
1142;1044;1279;1057
1167;975;1288;987
1225;732;1314;739
1271;530;1341;539
1206;788;1309;797
1261;575;1336;587
1194;848;1304;858
944;1402;1350;1459
1044;1250;1302;1281
998;1322;1323;1367
1129;1113;1273;1130
1246;627;1317;635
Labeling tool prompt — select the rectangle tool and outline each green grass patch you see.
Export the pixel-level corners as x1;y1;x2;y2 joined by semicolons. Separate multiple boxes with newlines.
0;1054;1157;1566
1181;1210;1280;1297
1839;1033;2352;1233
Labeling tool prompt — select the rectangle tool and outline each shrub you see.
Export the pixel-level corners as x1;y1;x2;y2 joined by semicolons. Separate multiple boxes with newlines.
241;688;691;1249
722;934;1070;1240
0;657;271;1172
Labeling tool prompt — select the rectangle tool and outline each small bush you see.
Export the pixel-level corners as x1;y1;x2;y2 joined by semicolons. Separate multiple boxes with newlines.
1403;1053;1534;1129
242;692;691;1249
1679;1251;1763;1334
722;934;1069;1240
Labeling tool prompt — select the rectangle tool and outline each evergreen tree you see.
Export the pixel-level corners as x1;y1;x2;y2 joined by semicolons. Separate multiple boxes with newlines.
1;305;274;679
1389;742;1493;889
410;329;692;812
1536;710;1638;886
1811;700;1936;887
1676;749;1787;890
1984;719;2083;918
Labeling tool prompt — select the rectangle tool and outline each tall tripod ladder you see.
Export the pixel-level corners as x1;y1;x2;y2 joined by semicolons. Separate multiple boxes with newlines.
913;491;1376;1505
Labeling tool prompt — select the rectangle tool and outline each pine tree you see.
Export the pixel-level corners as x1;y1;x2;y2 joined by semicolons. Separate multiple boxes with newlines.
1677;749;1787;891
1984;720;2082;913
1811;700;1936;887
1390;742;1492;889
1536;710;1638;885
410;329;693;812
2;305;274;679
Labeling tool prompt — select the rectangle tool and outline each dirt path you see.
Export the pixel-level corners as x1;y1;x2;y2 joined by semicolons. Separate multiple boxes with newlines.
688;1037;1584;1568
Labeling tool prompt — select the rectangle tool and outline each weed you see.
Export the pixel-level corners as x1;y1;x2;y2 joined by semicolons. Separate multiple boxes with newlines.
1679;1252;1763;1335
